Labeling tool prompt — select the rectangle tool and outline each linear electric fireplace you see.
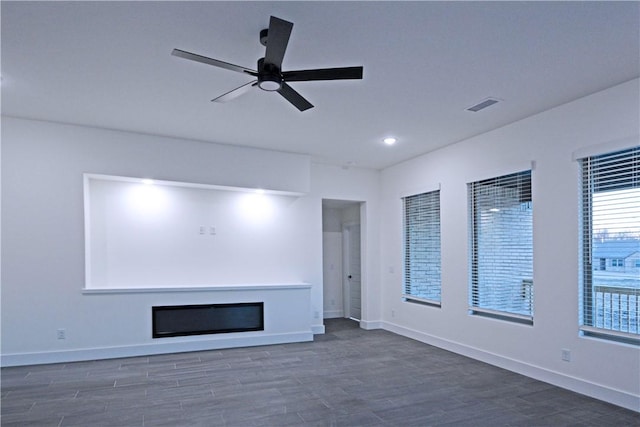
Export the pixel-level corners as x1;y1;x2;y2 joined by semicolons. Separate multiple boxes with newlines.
152;302;264;338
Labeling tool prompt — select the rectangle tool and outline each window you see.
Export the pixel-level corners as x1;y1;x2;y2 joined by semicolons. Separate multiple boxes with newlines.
579;146;639;343
468;170;533;322
403;190;441;305
599;258;607;271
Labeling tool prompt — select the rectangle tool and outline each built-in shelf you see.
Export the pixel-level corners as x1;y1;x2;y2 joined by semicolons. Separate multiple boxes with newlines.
82;283;311;295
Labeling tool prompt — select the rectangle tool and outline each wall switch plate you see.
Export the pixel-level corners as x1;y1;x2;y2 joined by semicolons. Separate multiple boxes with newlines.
57;329;66;340
199;226;205;235
561;349;571;362
209;227;216;235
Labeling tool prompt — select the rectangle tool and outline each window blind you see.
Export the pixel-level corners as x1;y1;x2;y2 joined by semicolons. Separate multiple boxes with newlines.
403;190;441;305
579;146;639;343
468;170;533;321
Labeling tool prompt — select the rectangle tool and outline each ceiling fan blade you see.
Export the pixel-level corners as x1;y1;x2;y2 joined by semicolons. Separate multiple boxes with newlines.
172;48;256;75
278;83;313;111
212;80;258;103
283;66;364;82
263;16;293;69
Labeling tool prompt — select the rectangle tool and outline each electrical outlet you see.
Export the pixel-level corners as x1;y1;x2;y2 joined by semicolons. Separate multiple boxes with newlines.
209;226;216;235
391;309;396;318
561;349;571;362
199;226;205;235
57;329;66;340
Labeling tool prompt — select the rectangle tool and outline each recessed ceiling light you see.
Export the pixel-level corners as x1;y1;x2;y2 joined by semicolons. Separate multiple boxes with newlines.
383;137;397;146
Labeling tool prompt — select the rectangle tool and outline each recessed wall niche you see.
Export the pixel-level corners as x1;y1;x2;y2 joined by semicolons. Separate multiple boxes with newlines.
84;174;305;289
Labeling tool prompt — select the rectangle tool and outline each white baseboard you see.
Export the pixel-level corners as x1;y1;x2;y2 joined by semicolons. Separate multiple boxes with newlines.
311;324;325;334
1;331;313;367
359;319;383;330
381;321;640;413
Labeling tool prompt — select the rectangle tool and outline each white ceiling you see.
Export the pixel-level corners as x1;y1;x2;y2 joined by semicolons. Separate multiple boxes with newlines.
2;1;638;170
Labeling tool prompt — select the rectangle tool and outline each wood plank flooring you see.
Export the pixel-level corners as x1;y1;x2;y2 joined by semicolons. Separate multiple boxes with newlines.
2;318;638;426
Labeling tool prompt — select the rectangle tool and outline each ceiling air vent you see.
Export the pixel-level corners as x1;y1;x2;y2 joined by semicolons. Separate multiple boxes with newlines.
466;97;500;112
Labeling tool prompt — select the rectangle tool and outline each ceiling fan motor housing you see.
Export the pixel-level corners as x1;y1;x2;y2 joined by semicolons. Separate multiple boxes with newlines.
257;58;282;91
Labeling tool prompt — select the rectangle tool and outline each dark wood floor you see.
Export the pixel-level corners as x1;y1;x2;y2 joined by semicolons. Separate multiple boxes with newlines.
1;318;638;426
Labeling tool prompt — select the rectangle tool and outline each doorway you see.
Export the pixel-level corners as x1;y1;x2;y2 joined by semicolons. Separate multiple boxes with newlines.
343;223;361;320
322;200;363;321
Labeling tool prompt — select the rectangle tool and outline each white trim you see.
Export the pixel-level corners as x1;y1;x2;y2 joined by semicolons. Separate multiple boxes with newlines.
580;326;640;345
404;295;442;307
83;174;92;289
1;331;313;367
465;161;535;185
82;283;312;294
83;173;307;197
311;324;325;334
359;320;383;330
572;136;639;161
469;307;533;323
381;321;640;412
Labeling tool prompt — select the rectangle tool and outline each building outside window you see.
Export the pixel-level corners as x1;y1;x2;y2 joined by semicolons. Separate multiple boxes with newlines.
468;170;533;322
579;146;639;343
403;190;441;306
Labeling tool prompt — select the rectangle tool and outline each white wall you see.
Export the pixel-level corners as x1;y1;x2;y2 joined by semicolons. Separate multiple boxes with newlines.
1;117;380;363
87;177;310;288
313;164;382;327
379;79;640;411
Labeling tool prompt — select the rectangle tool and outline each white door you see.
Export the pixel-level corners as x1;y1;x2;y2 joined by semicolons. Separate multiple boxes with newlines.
344;224;361;320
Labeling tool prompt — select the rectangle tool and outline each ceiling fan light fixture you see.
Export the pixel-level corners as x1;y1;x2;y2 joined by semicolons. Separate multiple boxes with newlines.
258;75;282;91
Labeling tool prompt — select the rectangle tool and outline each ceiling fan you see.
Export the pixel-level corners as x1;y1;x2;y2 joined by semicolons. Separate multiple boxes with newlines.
172;16;364;112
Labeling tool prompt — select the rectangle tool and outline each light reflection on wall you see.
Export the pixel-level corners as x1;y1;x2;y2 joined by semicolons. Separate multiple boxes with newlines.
125;183;169;217
237;192;276;225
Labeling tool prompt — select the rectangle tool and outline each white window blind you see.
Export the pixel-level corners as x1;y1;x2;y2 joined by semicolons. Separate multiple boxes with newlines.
403;190;441;305
468;170;533;321
579;146;639;343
